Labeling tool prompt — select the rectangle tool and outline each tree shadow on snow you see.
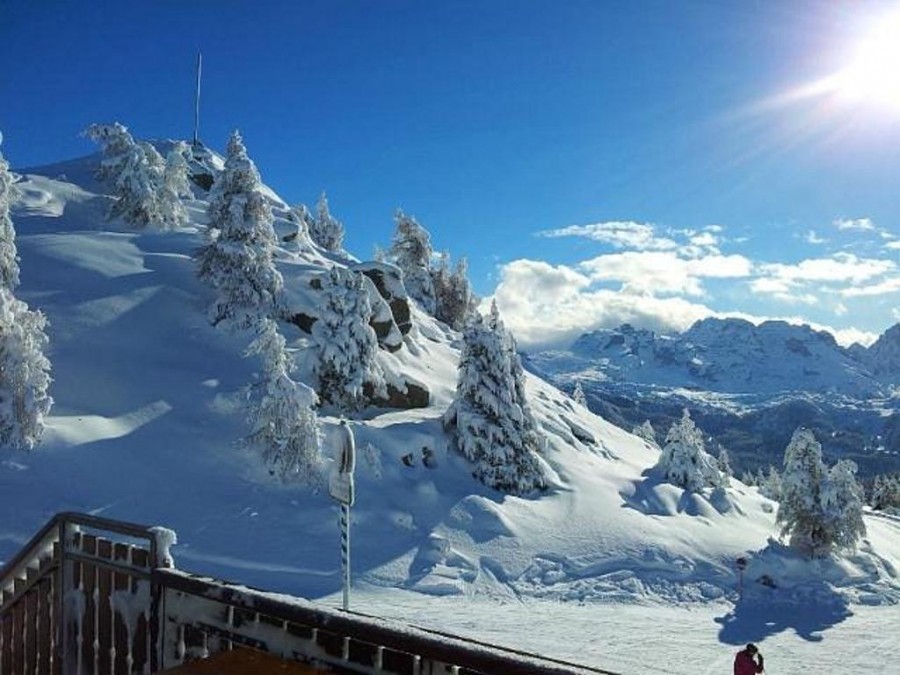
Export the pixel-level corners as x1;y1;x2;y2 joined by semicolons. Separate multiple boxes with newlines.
714;541;853;644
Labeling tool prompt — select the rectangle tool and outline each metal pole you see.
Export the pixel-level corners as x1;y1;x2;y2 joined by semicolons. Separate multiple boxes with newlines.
340;503;350;611
193;52;202;147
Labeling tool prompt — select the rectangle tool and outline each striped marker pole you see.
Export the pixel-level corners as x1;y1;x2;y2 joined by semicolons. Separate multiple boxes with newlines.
341;502;351;611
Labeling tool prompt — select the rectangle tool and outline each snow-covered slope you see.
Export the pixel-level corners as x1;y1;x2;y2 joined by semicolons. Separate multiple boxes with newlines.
2;146;899;671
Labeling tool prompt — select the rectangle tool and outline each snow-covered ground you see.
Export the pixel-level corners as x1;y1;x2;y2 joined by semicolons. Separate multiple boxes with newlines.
1;146;899;673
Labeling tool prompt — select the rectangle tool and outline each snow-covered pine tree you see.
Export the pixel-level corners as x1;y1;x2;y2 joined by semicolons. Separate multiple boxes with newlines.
572;381;588;407
195;131;283;330
655;409;724;492
432;252;476;330
309;192;345;252
312;267;384;412
245;319;322;483
820;459;866;552
389;210;436;315
83;122;135;181
0;288;53;450
443;303;546;494
759;465;783;500
164;142;193;199
85;124;187;230
0;138;20;290
0;139;52;450
871;474;900;510
717;448;733;480
632;419;657;447
774;427;864;557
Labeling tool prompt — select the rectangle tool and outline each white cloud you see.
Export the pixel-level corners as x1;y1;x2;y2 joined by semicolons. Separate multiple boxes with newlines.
834;217;876;231
841;277;900;297
490;258;879;350
537;221;678;251
753;253;894;289
804;230;827;244
489;259;715;349
886;240;900;250
578;251;752;297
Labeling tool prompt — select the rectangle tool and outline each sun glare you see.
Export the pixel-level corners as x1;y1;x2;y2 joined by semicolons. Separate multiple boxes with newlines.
830;11;900;110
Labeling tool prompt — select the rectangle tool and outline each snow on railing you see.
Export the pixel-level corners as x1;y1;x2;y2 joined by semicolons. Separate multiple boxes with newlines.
0;512;172;675
2;513;619;675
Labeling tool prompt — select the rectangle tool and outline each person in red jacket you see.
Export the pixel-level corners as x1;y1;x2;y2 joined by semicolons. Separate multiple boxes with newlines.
734;643;764;675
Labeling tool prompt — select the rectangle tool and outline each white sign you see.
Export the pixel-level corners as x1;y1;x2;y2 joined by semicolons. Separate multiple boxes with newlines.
329;421;356;505
329;472;355;506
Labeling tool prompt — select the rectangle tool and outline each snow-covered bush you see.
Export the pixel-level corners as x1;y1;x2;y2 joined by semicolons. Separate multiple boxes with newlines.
0;139;20;290
776;427;866;557
443;303;546;495
0;288;53;450
309;192;345;252
195;131;283;330
312;267;384;412
245;319;322;483
655;409;725;492
389;210;436;315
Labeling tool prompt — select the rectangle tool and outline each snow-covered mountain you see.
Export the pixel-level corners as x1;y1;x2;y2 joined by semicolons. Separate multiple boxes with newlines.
526;320;900;478
2;139;899;673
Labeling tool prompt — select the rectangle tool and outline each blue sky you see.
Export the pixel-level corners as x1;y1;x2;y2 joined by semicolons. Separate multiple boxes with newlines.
2;0;899;348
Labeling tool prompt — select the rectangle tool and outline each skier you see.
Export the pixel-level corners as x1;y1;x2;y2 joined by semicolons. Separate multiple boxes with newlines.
734;643;764;675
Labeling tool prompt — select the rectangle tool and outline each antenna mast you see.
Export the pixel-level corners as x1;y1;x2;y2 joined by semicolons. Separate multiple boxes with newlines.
193;51;202;148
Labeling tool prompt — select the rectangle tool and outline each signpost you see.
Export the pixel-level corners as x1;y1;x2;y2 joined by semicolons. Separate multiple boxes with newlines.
329;420;356;611
736;556;748;601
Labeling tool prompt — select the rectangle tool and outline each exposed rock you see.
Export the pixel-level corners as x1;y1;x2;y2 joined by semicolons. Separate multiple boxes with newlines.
354;262;412;335
364;379;430;409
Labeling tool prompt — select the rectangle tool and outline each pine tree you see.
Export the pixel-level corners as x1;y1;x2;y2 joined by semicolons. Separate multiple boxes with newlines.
0;138;20;289
572;381;588;407
776;427;865;556
632;420;658;446
195;131;283;330
717;448;733;483
312;267;384;412
871;474;900;510
0;289;53;450
309;192;345;252
432;252;476;330
85;124;187;230
655;409;724;492
390;210;436;315
245;319;322;483
0;139;52;449
164;142;193;200
83;122;135;181
443;303;546;494
759;465;783;500
821;459;866;552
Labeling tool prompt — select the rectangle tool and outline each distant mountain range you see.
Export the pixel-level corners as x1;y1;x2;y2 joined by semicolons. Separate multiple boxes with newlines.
525;318;900;478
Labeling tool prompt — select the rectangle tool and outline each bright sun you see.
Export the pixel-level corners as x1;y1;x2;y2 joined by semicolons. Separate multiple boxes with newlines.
829;11;900;110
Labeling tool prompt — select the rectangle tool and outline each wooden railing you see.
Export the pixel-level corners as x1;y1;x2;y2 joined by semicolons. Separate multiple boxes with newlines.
0;512;173;675
1;513;618;675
